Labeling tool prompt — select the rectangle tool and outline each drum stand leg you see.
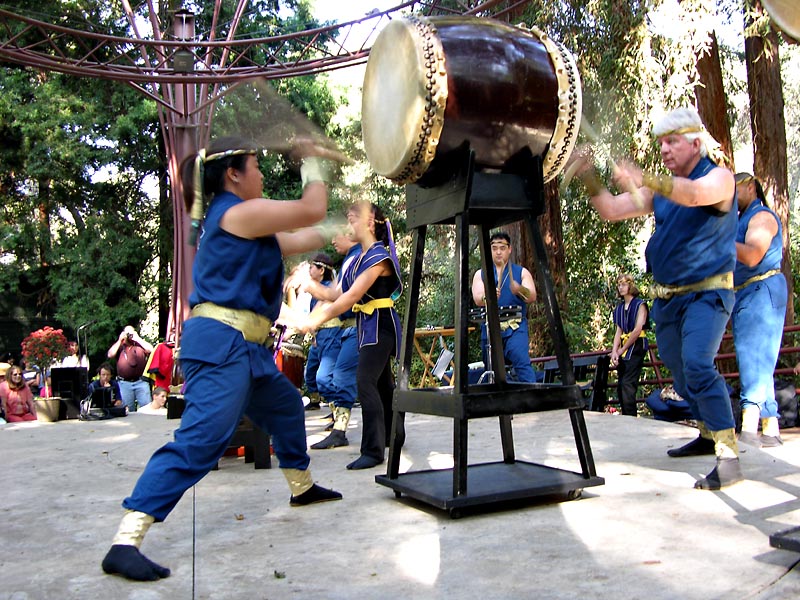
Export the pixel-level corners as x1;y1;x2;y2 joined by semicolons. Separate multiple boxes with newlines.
387;226;426;481
377;148;603;513
524;212;598;478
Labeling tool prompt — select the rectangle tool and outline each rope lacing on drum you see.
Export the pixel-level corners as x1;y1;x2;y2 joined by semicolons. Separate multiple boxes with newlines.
524;25;582;183
393;16;448;186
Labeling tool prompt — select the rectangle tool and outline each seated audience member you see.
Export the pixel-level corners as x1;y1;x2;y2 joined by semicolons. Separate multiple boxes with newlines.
0;365;37;422
146;341;176;391
646;386;693;422
137;387;168;415
88;362;123;407
20;360;41;396
0;364;6;424
60;341;83;368
38;370;52;398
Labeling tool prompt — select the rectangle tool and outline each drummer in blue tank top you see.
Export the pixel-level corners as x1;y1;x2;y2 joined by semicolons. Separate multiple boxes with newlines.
471;231;538;383
731;172;787;448
574;107;741;491
101;136;345;582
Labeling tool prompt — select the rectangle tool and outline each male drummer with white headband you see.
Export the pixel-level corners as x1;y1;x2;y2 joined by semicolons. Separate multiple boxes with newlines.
471;231;538;383
574;106;741;490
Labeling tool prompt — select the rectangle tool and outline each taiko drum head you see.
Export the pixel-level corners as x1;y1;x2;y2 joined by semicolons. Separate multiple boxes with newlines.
361;17;447;184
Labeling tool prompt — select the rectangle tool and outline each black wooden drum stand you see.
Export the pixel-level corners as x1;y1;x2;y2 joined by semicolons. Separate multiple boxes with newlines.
375;149;604;517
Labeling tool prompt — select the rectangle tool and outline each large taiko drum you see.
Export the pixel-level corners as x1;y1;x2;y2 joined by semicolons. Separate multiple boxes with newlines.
362;16;582;185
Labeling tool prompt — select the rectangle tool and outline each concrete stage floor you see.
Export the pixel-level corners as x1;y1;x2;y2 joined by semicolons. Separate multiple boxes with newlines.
2;406;799;599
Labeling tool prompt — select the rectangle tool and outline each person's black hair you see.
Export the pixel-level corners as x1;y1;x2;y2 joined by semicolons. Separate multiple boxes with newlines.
311;253;335;282
97;361;115;376
735;172;767;205
180;136;259;211
490;231;511;245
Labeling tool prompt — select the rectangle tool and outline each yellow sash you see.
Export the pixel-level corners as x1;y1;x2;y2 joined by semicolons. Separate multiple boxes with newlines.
352;298;394;315
734;269;781;291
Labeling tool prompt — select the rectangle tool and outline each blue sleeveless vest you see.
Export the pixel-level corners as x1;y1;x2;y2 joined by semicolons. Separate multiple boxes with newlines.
343;242;402;352
734;199;782;287
189;191;283;320
645;157;737;286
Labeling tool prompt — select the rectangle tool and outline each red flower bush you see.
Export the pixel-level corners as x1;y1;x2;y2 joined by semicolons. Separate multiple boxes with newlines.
21;326;69;370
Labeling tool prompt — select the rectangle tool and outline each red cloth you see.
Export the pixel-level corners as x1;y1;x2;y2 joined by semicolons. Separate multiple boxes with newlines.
147;342;175;389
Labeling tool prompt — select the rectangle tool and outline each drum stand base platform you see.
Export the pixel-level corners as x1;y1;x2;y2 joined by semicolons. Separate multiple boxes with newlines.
376;148;604;517
376;461;600;518
770;525;800;553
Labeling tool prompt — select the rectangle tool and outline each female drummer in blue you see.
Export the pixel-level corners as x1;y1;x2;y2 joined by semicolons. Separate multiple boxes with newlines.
300;201;402;470
102;137;343;582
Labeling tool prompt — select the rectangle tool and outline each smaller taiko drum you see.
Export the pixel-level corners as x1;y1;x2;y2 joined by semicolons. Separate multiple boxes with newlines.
278;343;305;389
361;16;582;185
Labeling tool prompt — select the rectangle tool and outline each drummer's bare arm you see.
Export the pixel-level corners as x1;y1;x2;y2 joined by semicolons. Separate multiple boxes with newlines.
588;180;654;222
616;159;735;213
510;268;537;304
276;226;326;257
302;263;385;331
222;178;327;239
471;271;486;306
572;157;651;221
304;279;342;302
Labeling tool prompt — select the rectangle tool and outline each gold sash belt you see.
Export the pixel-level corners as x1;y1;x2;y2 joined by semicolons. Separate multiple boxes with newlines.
734;269;781;291
352;298;394;315
319;317;343;329
190;302;273;345
650;272;733;300
340;318;356;328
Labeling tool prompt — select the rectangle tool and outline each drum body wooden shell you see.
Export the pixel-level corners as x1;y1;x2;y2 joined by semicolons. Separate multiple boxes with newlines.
362;16;581;185
278;343;305;389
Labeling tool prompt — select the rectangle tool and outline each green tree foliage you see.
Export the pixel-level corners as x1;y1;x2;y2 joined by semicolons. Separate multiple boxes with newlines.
0;6;160;357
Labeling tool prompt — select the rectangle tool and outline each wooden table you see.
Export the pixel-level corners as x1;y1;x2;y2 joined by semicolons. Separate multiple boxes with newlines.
413;327;472;387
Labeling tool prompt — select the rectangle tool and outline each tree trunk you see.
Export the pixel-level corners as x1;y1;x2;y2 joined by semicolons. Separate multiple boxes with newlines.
694;30;735;167
744;0;794;326
521;179;567;359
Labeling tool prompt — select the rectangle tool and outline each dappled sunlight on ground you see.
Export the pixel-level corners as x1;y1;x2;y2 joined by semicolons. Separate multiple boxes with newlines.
395;533;441;586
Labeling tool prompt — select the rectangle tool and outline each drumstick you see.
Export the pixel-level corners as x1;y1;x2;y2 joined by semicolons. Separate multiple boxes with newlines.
578;114;644;209
215;77;353;165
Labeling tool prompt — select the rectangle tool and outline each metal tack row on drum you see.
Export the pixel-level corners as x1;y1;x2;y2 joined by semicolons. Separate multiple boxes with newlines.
361;15;582;186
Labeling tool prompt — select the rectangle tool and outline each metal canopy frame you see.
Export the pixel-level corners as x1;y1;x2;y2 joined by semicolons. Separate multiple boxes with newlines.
0;0;532;341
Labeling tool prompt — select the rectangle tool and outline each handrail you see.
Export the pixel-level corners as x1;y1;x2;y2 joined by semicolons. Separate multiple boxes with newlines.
531;324;800;391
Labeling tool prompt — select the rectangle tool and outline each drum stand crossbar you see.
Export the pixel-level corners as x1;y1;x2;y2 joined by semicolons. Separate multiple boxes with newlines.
375;148;604;517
